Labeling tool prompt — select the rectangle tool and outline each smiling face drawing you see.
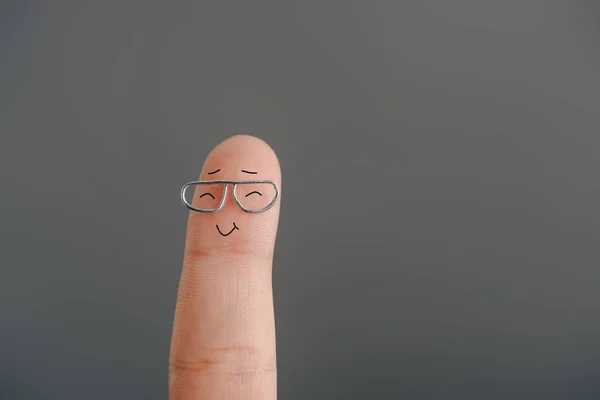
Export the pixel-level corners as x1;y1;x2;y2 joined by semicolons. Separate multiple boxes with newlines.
181;173;280;236
180;136;281;241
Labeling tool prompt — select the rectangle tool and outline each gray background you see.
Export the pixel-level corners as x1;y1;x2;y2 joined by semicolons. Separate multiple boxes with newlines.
1;1;600;399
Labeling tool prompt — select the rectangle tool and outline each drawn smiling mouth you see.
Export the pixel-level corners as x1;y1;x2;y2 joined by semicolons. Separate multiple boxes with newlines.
216;222;239;236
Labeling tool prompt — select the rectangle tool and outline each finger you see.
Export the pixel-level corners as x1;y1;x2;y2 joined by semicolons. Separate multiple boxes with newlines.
170;135;281;400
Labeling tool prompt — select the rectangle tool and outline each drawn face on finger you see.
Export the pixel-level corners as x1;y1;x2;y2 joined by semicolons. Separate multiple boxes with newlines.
182;171;280;236
180;136;281;239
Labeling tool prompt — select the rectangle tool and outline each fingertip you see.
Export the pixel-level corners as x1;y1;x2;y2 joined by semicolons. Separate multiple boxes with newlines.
184;134;282;257
201;135;281;184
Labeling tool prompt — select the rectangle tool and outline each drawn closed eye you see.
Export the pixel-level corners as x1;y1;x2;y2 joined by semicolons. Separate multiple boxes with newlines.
199;193;216;199
245;191;262;197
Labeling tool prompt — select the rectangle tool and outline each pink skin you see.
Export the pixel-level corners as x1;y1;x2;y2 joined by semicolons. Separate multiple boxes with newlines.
170;135;281;400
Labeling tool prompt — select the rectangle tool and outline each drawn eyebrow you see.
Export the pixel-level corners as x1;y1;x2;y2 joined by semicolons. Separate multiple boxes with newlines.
241;170;258;174
207;169;221;175
245;191;262;197
199;193;216;199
